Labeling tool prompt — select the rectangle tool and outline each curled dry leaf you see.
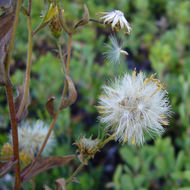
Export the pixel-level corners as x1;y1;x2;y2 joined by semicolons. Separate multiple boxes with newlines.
55;178;66;190
60;75;77;110
21;155;76;182
46;96;55;118
14;85;31;123
82;4;89;25
0;160;17;178
75;4;89;28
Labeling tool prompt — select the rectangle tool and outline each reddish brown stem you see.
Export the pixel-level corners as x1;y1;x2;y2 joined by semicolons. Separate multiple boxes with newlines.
5;84;21;190
0;157;14;161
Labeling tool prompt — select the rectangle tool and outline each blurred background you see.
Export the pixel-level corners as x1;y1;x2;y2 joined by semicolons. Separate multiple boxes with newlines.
0;0;190;189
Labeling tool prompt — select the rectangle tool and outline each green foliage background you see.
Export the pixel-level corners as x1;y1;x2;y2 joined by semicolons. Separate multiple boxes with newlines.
0;0;190;189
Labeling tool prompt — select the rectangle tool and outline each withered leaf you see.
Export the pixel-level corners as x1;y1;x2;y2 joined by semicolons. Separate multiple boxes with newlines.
46;96;55;118
0;0;17;86
82;4;89;25
60;75;77;110
0;11;14;86
75;4;89;28
15;85;31;123
0;160;17;178
55;178;66;190
21;155;76;182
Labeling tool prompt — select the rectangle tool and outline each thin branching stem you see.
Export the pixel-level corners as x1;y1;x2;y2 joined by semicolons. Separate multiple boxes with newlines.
89;18;104;24
57;42;66;72
5;0;23;75
66;134;115;185
5;84;21;190
22;15;103;181
58;8;71;35
22;26;75;180
66;162;86;185
16;13;33;119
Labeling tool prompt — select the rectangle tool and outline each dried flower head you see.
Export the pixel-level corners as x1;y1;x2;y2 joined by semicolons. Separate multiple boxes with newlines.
1;143;13;157
19;149;34;167
40;2;64;38
104;36;128;64
99;10;132;33
75;136;100;158
98;70;171;145
9;120;55;156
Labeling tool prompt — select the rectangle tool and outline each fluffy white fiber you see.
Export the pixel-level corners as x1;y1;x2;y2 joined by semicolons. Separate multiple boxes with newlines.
98;71;171;145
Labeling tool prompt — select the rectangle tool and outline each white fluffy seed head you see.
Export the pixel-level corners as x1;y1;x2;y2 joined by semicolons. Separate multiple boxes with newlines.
98;71;172;146
99;10;132;33
103;36;128;65
9;120;55;156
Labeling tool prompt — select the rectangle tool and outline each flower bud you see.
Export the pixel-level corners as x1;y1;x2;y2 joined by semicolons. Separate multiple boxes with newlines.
75;136;100;164
49;15;63;39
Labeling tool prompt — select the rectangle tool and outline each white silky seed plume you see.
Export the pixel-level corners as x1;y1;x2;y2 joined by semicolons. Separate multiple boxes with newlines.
9;120;55;155
104;36;128;64
98;71;171;145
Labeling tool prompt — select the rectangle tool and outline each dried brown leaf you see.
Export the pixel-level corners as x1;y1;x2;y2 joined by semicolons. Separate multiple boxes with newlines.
74;4;89;29
15;85;31;123
60;75;77;109
0;160;17;178
82;4;89;25
55;178;66;190
21;155;76;182
46;96;55;118
0;11;14;86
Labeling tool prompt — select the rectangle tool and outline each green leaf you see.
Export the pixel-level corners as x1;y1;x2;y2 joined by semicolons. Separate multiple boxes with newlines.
121;174;134;190
113;164;122;189
175;151;185;171
155;156;168;177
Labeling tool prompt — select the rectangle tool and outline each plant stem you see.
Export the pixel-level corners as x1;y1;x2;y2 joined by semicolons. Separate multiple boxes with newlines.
5;0;22;75
58;9;70;35
89;18;104;24
66;134;115;185
31;178;36;190
66;162;85;185
98;134;115;149
5;84;21;190
22;25;75;180
59;30;74;107
16;13;33;119
57;43;66;72
21;109;61;179
66;32;74;74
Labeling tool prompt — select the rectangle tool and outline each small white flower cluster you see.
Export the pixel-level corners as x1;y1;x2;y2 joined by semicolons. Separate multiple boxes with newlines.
9;120;55;156
104;36;128;65
98;71;171;145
